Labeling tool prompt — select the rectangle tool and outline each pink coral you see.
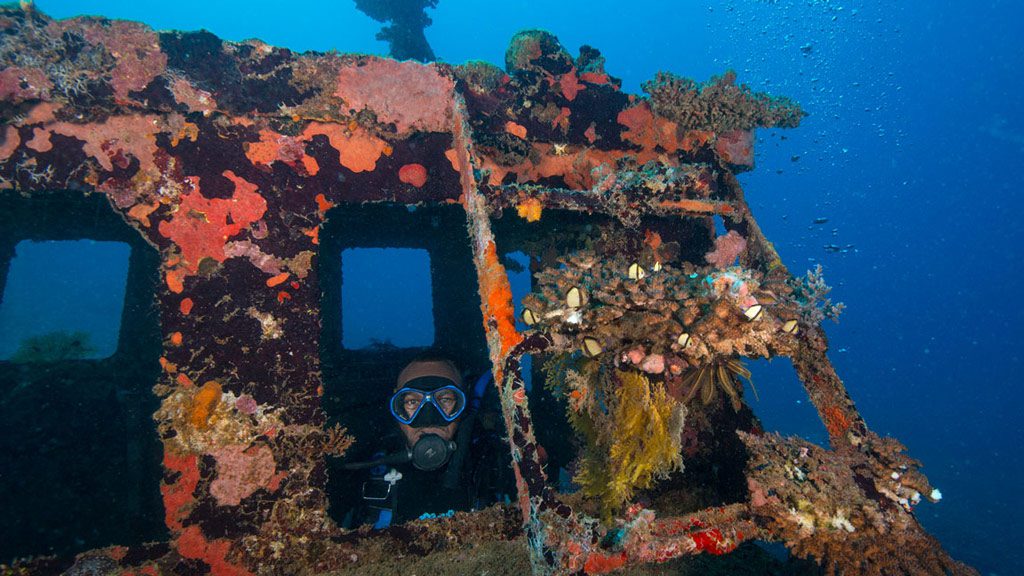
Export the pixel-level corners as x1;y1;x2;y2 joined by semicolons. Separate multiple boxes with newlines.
234;394;259;415
640;354;665;374
626;347;646;365
157;171;267;273
335;58;454;136
58;19;167;102
705;230;747;268
210;444;277;506
0;66;53;103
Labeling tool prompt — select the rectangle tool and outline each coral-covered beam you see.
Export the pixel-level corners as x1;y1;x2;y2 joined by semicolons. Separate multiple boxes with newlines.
564;505;762;574
790;347;867;448
451;94;552;530
485;184;736;220
454;96;587;574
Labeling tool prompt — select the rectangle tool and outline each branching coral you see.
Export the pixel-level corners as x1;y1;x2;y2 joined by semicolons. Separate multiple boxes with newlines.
642;70;805;132
787;264;845;324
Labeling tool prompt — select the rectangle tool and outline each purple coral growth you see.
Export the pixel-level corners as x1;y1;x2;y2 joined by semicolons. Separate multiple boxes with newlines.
235;394;258;415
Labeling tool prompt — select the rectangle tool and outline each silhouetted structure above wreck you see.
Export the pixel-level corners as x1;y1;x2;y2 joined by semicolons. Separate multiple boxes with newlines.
0;6;975;575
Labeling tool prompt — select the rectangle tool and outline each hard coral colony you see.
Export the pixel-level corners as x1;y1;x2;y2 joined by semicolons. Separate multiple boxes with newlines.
0;6;974;576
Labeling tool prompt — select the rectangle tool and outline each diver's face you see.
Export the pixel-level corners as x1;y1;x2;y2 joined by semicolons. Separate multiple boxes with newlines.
399;421;459;446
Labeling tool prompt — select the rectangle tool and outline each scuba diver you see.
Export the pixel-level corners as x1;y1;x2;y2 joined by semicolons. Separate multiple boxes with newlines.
340;354;513;528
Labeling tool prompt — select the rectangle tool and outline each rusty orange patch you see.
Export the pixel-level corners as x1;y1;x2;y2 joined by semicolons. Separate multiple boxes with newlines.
25;127;52;152
302;122;388;173
245;128;319;176
161;451;199;531
314;193;334;214
266;272;290;287
166;269;185;294
552;106;571;131
559;68;585;101
504;121;528;139
160;357;177;373
823;406;852;438
190;381;222;430
0;126;20;162
444;148;460;172
128;201;159;227
398;163;428;187
171;122;199;147
481;241;523;356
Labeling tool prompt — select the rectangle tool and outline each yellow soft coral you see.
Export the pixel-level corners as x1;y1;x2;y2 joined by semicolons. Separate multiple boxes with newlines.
573;368;685;519
516;197;543;222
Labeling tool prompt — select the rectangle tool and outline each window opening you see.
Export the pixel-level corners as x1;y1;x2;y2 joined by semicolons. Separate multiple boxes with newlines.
0;239;130;361
320;203;495;529
713;214;728;236
746;357;829;447
505;250;533;392
341;247;434;350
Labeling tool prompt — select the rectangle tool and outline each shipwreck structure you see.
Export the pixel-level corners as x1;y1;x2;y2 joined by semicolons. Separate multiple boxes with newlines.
0;6;975;575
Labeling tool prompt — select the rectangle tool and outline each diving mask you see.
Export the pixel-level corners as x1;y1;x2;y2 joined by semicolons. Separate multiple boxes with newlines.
389;384;466;427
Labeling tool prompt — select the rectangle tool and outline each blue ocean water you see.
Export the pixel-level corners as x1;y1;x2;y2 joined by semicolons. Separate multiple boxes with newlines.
25;1;1024;573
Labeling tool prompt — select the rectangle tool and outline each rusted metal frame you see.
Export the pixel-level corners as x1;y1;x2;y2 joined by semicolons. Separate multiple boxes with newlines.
450;94;561;573
718;169;867;449
644;504;765;557
485;183;737;218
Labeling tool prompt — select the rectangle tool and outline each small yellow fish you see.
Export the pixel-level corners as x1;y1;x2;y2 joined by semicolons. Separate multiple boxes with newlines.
566;286;582;308
521;308;538;326
581;337;602;357
743;304;764;321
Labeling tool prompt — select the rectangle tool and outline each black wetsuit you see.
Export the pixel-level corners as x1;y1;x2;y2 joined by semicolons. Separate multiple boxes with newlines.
355;420;513;527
